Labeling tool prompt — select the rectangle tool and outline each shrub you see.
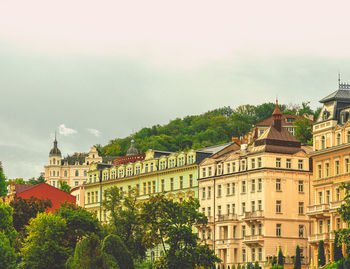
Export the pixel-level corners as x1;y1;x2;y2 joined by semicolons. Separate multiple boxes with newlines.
102;234;134;269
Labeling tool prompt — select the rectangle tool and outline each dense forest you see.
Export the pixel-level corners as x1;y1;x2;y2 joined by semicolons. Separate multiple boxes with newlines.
96;102;320;157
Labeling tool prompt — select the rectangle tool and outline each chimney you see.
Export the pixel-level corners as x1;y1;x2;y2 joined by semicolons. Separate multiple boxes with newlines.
272;99;282;132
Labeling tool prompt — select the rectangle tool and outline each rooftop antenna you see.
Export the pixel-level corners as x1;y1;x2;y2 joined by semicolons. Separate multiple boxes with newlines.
338;72;341;88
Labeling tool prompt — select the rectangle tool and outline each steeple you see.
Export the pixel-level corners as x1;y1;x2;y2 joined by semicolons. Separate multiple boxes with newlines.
49;133;61;156
272;98;282;132
126;139;139;156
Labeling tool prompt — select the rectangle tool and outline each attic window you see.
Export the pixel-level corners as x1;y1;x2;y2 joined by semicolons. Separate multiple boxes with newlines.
286;118;294;123
323;110;329;121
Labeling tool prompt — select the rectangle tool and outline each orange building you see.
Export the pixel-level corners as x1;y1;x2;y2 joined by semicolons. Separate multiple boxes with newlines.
308;82;350;263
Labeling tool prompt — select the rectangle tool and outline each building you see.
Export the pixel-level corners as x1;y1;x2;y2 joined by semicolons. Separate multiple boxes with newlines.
44;136;115;189
307;82;350;263
2;183;75;212
198;103;312;268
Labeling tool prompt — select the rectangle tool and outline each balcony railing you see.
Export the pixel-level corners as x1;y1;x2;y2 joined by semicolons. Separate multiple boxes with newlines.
243;235;264;245
216;214;239;222
309;233;331;243
216;238;239;246
330;200;342;211
307;204;330;217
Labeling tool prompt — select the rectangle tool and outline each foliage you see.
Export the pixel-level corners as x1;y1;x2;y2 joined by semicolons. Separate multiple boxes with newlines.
271;265;283;269
278;248;284;266
318;240;326;267
0;202;18;247
54;201;100;250
102;234;134;269
10;196;52;233
253;261;259;269
0;162;8;196
141;194;220;269
334;232;344;262
0;232;16;269
66;234;116;269
28;175;45;186
294;245;301;269
294;118;313;145
59;180;71;193
102;187;146;261
96;102;316;157
6;178;26;186
336;183;350;248
272;255;277;265
20;212;70;269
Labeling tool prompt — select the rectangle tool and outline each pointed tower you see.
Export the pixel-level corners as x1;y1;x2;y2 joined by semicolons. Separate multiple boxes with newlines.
272;99;282;132
126;140;139;156
49;133;62;165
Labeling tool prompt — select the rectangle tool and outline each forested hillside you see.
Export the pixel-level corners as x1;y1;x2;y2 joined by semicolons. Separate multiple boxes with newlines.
96;102;320;157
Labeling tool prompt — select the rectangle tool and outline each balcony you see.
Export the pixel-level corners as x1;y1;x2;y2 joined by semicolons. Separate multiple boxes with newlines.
216;214;239;222
216;238;239;249
330;200;342;213
309;233;331;244
243;235;264;246
307;204;330;218
243;211;264;224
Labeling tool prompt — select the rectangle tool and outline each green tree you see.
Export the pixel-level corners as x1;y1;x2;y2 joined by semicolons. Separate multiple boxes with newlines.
298;102;313;116
293;245;301;269
141;194;220;268
254;261;259;269
336;183;350;248
20;213;70;269
318;240;326;267
28;175;45;186
278;248;284;266
0;162;8;196
102;187;146;261
6;178;26;187
10;196;52;234
334;232;344;262
66;234;115;269
59;180;71;193
102;234;134;269
54;201;100;250
0;232;16;269
294;118;313;144
0;202;18;247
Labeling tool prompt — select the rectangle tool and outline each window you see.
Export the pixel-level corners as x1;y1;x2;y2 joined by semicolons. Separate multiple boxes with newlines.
87;192;90;204
202;168;206;178
258;224;262;235
251;159;256;169
298;180;304;193
232;183;236;195
321;136;325;149
258;200;262;211
202;207;205;214
227;204;230;215
95;191;98;202
226;183;230;195
325;163;329;177
336;188;340;201
189;174;193;187
179;176;183;189
75;170;79;177
143;183;146;195
218;165;222;175
145;164;149;173
298;160;303;170
319;220;323;233
208;167;212;177
53;171;55;177
346;158;350;173
298;202;304;215
233;162;236;172
91;192;94;203
276;179;281;191
276;224;281;237
251;201;255;212
218;205;221;216
258;178;262;191
348;131;350;143
227;163;231;173
252;248;256;261
188;155;194;164
242;202;246;214
276;158;281;168
152;181;156;193
242;181;246;193
233;226;237;238
75;181;79;186
335;160;340;175
148;182;151;194
127;167;132;176
208;207;211;216
208;229;211;239
93;174;97;182
327;219;331;233
258;157;262;168
276;200;282;213
161;179;165;192
258;248;262;261
251;179;256;192
299;225;304;238
208;186;211;199
232;204;235;215
111;171;115;179
286;159;291;168
218;185;222;197
242;225;246;237
318;164;322;178
202;188;206;199
241;160;246;170
119;170;123;178
136;166;140;175
326;190;330;203
242;249;246;262
318;191;323;204
170;178;174;190
337;133;341;145
64;170;68;177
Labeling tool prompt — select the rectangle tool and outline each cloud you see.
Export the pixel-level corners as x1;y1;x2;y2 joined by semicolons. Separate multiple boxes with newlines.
58;124;77;136
87;128;101;137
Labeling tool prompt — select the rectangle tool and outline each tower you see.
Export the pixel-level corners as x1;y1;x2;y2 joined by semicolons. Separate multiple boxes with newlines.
49;134;62;166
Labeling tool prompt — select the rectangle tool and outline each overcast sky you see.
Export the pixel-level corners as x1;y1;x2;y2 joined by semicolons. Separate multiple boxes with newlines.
1;0;350;179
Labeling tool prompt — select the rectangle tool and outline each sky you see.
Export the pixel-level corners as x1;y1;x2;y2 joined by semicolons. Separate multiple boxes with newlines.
1;0;350;179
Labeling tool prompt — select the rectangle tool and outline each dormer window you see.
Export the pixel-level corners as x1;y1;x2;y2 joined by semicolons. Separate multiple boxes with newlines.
323;110;329;121
321;136;326;149
337;133;341;145
286;118;294;123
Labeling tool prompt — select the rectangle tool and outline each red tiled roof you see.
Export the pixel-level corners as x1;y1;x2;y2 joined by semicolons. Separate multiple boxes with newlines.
15;184;35;194
257;115;307;127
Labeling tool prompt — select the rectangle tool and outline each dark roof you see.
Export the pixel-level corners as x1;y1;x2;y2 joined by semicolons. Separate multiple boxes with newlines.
319;89;350;103
257;115;308;127
102;156;117;163
198;143;233;154
49;138;61;156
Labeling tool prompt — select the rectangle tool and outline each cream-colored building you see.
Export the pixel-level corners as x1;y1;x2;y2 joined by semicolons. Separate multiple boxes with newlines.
307;82;350;263
44;137;114;190
198;104;312;268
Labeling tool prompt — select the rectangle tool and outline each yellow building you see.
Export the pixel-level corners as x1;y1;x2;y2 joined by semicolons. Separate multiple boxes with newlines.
308;82;350;263
199;103;312;268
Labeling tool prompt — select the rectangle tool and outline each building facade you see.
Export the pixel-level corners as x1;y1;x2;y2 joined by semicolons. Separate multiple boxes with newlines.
307;83;350;263
44;137;114;190
199;104;312;268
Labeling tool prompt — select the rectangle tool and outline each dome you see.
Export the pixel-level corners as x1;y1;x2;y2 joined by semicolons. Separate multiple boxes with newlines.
126;139;139;156
49;138;61;156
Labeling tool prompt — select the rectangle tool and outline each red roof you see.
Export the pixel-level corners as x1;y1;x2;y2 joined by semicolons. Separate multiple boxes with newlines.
17;183;76;213
257;114;309;127
272;103;282;116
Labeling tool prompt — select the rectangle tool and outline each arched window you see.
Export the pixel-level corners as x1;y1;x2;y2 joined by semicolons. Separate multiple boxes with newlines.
84;171;87;177
321;136;325;149
64;170;68;177
53;171;56;177
53;158;56;165
75;170;79;177
337;133;341;145
57;171;59;177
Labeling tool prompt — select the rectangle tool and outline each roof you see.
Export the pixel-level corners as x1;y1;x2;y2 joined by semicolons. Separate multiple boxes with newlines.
62;154;87;165
319;89;350;103
198;143;233;154
49;139;61;156
256;114;308;127
126;140;139;156
15;184;35;194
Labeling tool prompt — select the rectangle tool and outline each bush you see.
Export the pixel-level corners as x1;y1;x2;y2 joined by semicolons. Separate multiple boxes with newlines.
102;234;134;269
271;265;283;269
